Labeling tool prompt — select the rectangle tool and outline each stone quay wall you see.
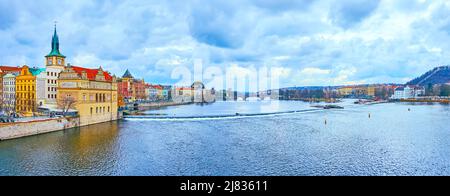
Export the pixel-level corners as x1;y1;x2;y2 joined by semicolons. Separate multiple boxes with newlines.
0;111;123;141
0;117;80;141
79;112;119;127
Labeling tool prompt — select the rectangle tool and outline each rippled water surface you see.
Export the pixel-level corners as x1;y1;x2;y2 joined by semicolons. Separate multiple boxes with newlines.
1;101;449;176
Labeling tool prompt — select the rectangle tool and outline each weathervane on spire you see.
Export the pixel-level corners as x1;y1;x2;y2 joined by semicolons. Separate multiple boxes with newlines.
46;20;65;58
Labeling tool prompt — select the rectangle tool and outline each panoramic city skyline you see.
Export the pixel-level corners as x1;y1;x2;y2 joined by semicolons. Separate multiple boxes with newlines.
1;0;450;88
2;0;450;183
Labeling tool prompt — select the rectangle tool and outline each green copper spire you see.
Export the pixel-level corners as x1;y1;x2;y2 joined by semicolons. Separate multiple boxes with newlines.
46;24;65;58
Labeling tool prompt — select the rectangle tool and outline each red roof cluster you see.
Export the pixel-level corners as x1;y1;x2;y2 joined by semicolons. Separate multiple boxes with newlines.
149;84;163;90
0;65;22;72
70;66;113;82
145;84;164;90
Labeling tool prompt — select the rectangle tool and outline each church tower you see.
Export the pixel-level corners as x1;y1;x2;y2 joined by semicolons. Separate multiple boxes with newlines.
45;24;65;67
44;24;66;105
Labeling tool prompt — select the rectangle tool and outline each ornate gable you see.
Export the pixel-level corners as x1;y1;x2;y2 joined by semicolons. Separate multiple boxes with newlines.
59;66;81;80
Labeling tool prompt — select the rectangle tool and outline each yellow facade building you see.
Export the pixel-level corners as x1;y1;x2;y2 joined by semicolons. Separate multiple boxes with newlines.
338;85;376;97
338;86;354;96
15;65;46;116
57;65;118;126
367;86;375;97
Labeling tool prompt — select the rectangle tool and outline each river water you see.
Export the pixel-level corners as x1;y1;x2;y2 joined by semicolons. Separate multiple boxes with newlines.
0;100;449;176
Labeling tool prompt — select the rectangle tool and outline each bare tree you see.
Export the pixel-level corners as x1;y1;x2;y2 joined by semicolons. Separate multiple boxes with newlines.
58;96;77;117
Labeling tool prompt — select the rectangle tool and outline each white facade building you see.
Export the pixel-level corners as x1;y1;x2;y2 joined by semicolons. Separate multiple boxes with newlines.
45;66;64;105
36;69;47;107
393;87;404;99
3;73;17;114
392;85;425;99
145;85;160;101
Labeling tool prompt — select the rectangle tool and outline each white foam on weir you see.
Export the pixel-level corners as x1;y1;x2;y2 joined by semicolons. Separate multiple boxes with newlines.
123;109;323;122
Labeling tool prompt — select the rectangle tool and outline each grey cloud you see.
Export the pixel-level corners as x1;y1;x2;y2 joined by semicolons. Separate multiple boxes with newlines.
188;3;245;49
329;0;380;29
2;0;450;87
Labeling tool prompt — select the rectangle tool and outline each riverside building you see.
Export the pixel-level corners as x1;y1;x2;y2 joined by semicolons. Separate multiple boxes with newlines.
57;65;119;126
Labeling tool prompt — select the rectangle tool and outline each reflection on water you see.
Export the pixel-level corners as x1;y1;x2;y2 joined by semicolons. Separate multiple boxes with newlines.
0;101;449;176
0;122;120;175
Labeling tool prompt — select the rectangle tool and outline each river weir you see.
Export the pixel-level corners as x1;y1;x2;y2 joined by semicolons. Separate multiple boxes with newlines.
124;108;321;121
1;101;450;176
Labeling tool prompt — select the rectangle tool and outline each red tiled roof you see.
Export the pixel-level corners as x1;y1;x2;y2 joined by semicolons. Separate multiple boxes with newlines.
0;66;22;72
145;84;163;90
70;66;113;82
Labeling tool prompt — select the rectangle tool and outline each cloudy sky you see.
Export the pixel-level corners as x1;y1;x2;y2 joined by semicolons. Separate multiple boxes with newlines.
1;0;450;88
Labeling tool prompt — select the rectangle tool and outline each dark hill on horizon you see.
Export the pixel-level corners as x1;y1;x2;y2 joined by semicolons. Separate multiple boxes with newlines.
406;66;450;86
